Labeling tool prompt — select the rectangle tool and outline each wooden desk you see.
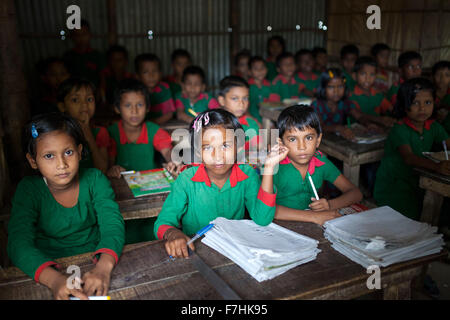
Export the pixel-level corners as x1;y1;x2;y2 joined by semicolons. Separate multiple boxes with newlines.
415;167;450;226
0;221;444;300
319;133;385;187
259;103;285;129
160;119;190;134
109;177;169;220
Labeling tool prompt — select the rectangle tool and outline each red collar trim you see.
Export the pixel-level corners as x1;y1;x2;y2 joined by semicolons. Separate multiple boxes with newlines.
118;120;148;144
191;164;248;188
152;84;163;93
296;72;318;81
402;117;434;132
353;85;377;96
275;74;296;85
239;115;249;126
182;92;207;103
280;152;326;175
248;78;270;86
266;56;276;63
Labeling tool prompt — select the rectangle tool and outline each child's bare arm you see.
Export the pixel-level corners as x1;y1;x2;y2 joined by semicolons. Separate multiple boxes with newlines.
327;174;363;210
398;144;450;175
163;228;194;259
39;266;88;300
153;112;175;125
176;108;195;124
82;253;115;296
275;205;340;226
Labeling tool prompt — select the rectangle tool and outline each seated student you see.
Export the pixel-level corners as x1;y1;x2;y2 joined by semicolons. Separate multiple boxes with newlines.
270;52;305;102
312;47;328;75
233;49;252;81
387;51;423;106
265;35;286;82
248;56;272;123
273;105;363;226
8;112;125;300
349;56;397;128
374;78;450;220
134;53;176;125
294;49;319;98
34;57;70;116
431;61;450;127
340;44;359;91
312;68;380;141
153;109;286;258
63;19;104;87
218;76;261;150
57;78;109;173
164;49;192;97
107;78;179;178
175;65;219;124
99;45;134;108
371;43;391;93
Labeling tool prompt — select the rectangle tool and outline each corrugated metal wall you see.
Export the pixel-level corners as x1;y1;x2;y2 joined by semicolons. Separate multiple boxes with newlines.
14;0;326;94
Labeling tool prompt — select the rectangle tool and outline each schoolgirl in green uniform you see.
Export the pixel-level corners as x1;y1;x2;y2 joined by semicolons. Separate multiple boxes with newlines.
273;105;363;226
154;109;288;259
374;78;450;219
8;112;125;300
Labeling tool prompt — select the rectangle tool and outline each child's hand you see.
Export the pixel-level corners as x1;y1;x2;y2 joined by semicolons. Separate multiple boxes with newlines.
437;160;450;176
164;228;194;259
367;123;384;134
309;198;330;211
50;272;88;300
339;127;355;141
263;138;289;172
311;210;341;226
163;161;183;178
107;165;126;179
81;254;115;296
381;116;396;128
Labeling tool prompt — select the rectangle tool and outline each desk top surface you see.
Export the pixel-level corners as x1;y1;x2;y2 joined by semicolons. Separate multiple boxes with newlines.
414;167;450;185
0;220;445;300
320;133;385;155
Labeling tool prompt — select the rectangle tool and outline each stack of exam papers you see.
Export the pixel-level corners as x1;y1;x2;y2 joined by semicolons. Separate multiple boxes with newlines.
201;217;320;282
323;206;444;268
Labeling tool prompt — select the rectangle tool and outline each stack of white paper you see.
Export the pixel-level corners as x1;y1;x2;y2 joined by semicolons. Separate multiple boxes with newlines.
201;217;321;282
324;206;444;268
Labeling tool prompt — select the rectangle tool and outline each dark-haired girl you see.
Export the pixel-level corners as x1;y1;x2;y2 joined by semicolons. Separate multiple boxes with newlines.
154;109;287;258
273;105;363;226
374;78;450;219
7;112;125;299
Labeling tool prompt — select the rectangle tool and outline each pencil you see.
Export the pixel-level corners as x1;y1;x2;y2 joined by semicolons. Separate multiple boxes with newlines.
188;108;198;117
443;141;449;161
120;170;136;175
308;173;319;200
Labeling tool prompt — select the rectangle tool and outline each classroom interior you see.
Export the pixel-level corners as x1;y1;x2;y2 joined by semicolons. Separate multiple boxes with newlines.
0;0;449;301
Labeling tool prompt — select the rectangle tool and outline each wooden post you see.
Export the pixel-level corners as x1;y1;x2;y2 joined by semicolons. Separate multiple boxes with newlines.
0;0;30;181
229;0;240;74
106;0;118;45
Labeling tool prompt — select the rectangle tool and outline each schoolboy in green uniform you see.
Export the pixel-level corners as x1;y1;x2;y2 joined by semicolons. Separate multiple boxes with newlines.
432;61;450;127
164;49;192;97
8;113;124;300
374;78;450;220
295;49;320;98
135;53;176;125
265;35;286;82
270;52;304;102
340;44;359;92
248;56;272;123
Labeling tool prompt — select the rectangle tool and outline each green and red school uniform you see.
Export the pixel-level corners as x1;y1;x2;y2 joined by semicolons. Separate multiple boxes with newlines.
342;70;357;92
147;81;176;120
63;47;104;86
174;92;219;117
311;99;357;126
374;68;390;93
80;126;111;169
7;168;125;281
248;78;272;123
239;115;260;151
443;113;450;134
269;75;303;102
349;85;392;116
163;74;182;97
295;72;320;98
374;119;449;220
273;152;341;210
265;57;278;82
100;67;134;105
435;88;450;109
107;120;172;171
154;163;276;238
386;78;405;107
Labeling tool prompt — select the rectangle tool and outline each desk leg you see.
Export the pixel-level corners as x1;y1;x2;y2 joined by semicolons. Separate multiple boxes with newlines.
343;163;360;187
420;190;443;227
383;280;411;300
262;117;272;130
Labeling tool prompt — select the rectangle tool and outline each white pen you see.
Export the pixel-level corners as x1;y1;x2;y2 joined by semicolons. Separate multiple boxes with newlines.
120;170;136;175
308;173;319;201
443;141;449;161
70;296;110;300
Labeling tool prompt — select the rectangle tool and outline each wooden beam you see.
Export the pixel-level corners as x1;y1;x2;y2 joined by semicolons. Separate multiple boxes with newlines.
106;0;118;45
229;0;240;74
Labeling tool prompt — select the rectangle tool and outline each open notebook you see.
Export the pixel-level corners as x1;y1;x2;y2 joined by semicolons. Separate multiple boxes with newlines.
122;168;175;198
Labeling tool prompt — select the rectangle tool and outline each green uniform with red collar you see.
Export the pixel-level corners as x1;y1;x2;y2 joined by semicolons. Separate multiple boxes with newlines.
270;75;302;102
342;70;357;92
386;79;405;107
147;81;176;120
265;58;278;82
80;126;111;169
273;152;341;210
295;72;320;98
7;168;125;281
63;48;104;86
349;85;392;116
374;119;449;220
174;92;219;117
164;74;182;97
249;78;272;123
153;164;276;239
